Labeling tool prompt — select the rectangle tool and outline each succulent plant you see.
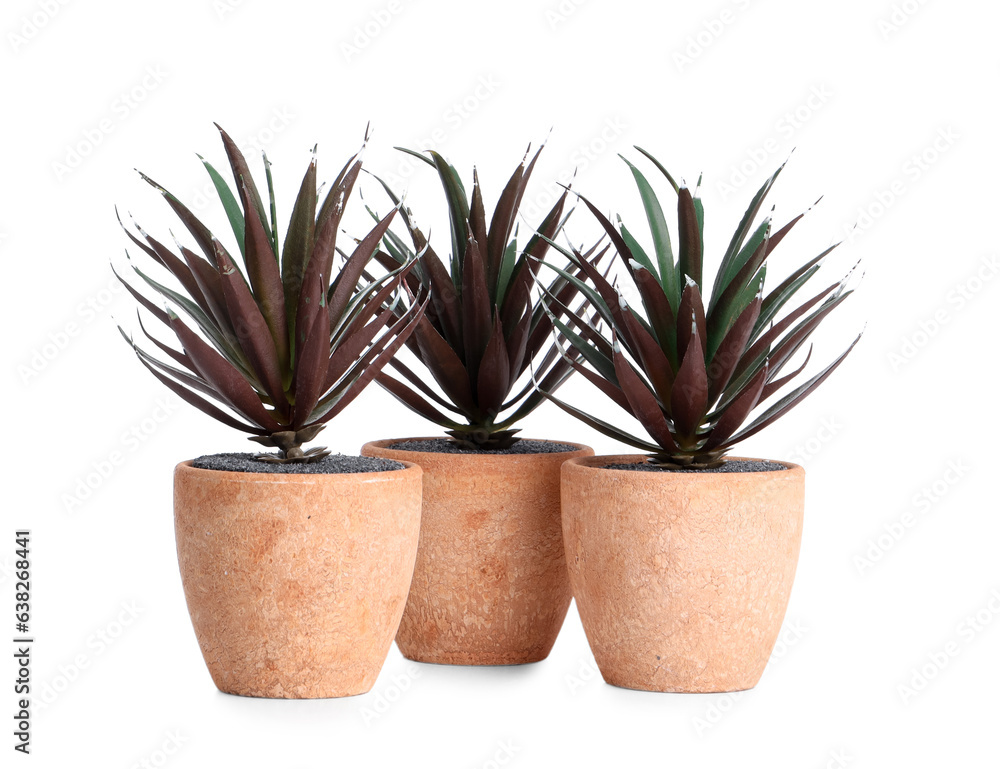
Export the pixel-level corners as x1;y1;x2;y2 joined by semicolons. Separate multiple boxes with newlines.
537;150;861;468
370;144;602;449
115;125;426;463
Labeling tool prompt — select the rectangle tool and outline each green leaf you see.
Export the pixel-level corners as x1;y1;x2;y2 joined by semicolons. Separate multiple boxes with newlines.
394;146;436;168
618;218;658;278
715;163;785;294
709;265;765;361
263;151;279;256
633;146;680;193
330;257;413;345
711;218;770;313
534;253;617;332
544;308;618;384
702;361;768;451
718;281;843;409
754;246;835;339
496;236;518;307
197;154;245;257
215;124;273;249
424;150;470;279
693;194;705;250
311;300;427;424
621;156;678;307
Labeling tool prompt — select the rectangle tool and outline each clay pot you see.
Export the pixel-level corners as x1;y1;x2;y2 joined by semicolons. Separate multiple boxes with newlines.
173;460;421;698
361;438;593;665
561;455;805;693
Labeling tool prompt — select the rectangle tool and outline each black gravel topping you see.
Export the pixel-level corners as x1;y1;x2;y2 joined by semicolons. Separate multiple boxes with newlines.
192;452;404;474
387;438;578;455
604;459;785;473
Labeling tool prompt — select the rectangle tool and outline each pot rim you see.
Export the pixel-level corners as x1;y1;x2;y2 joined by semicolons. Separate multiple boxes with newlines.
562;453;803;483
174;458;422;486
362;437;593;461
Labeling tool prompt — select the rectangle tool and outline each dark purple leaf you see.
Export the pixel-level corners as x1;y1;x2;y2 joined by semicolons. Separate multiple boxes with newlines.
135;311;195;372
137;171;229;268
461;234;493;381
412;315;476;415
215;124;271;243
326;308;394;389
619;305;674;405
280;154;318;331
676;279;707;361
486;154;527;281
290;292;330;426
469;169;490;282
669;318;708;438
127;340;263;434
476;315;511;415
727;334;861;445
313;298;428;424
612;339;679;451
759;345;813;402
632;264;676;353
707;295;761;404
241;180;289;370
215;241;288;413
386;358;457;411
677;186;702;287
732;280;840;382
169;311;282;431
376;373;457;426
177;242;234;336
702;361;768;450
112;264;171;327
326;208;399;327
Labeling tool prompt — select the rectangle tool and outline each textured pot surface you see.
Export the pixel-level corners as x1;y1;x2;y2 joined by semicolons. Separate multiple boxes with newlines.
174;460;421;698
562;455;804;693
362;438;593;665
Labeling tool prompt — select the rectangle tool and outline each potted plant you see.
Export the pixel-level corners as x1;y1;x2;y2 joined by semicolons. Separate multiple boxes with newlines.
360;145;595;665
539;150;861;692
115;125;427;698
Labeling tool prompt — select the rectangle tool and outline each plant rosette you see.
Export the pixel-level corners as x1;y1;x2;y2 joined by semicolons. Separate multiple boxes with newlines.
561;455;802;693
116;127;426;697
539;150;859;692
360;143;598;665
362;438;592;665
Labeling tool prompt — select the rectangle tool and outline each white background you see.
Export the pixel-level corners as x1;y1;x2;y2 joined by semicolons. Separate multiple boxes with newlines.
3;0;998;766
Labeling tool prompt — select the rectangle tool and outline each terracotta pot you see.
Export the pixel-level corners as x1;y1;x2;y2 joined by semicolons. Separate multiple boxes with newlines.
561;454;804;693
173;460;421;698
361;438;593;665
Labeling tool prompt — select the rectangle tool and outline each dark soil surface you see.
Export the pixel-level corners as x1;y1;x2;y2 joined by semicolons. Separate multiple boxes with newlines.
387;438;578;455
604;459;785;473
192;453;404;474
